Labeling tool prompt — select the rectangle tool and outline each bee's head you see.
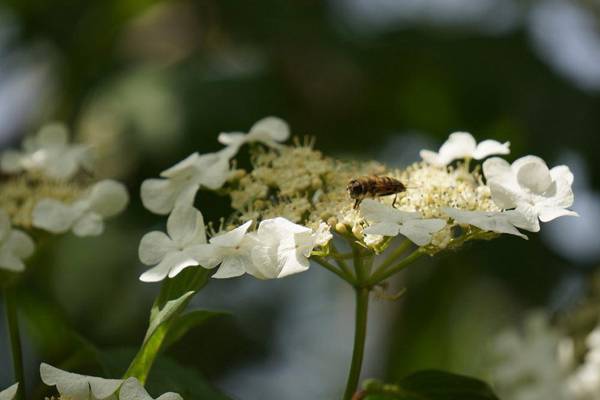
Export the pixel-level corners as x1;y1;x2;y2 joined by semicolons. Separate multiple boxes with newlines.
347;179;363;198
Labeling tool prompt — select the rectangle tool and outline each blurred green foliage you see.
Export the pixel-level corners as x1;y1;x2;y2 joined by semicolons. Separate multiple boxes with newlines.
1;0;600;398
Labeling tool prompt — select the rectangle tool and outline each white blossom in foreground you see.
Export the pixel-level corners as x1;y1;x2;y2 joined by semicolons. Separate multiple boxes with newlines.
247;217;330;279
140;148;234;215
420;132;510;167
194;220;254;279
483;156;577;232
0;383;18;400
0;123;91;180
32;179;129;236
218;116;290;150
119;378;182;400
443;207;528;239
0;210;34;272
360;199;446;246
139;205;207;282
40;363;123;400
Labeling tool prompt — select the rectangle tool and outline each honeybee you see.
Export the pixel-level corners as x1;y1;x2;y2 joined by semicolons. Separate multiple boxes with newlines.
347;175;406;209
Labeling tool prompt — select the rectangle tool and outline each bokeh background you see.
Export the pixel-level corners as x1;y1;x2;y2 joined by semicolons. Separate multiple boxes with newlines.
1;0;599;399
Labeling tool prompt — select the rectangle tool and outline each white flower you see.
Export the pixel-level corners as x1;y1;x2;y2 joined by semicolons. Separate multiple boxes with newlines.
119;378;182;400
0;383;18;400
443;207;528;239
140;147;234;215
0;123;91;180
247;217;321;279
195;217;324;280
313;222;333;247
40;363;122;400
483;156;577;232
194;220;254;279
420;132;510;166
218;116;290;150
32;179;129;236
0;210;34;272
139;205;208;282
567;326;600;399
360;199;446;246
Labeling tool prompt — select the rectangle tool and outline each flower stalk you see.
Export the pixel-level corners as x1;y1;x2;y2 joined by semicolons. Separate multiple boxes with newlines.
343;287;370;400
4;286;25;400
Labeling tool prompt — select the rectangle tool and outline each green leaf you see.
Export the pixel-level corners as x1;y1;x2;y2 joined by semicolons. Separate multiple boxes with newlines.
147;356;233;400
162;309;229;350
360;370;499;400
125;268;213;383
144;291;194;342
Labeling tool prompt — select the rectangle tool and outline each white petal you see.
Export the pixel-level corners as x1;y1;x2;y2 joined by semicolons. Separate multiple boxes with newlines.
510;205;541;232
0;150;24;174
248;116;290;143
487;181;520;210
210;220;253;247
40;363;121;400
36;123;69;148
44;153;80;180
188;243;226;269
248;237;279;279
140;178;197;215
32;199;78;233
139;252;189;282
364;221;401;237
72;212;104;237
217;132;246;146
444;208;527;239
6;230;35;258
159;152;200;178
212;255;247;279
313;222;333;246
166;251;200;279
482;157;512;181
166;205;206;246
199;150;232;190
119;378;182;400
87;180;129;217
360;199;420;224
473;140;510;160
257;217;311;236
399;219;447;245
278;247;310;278
0;383;19;400
538;207;579;222
550;165;574;186
546;165;575;208
139;231;174;265
0;252;25;272
419;149;446;166
438;131;477;160
513;155;552;194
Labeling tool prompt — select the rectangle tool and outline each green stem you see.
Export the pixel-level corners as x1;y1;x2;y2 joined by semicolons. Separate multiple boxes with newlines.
376;240;412;272
313;256;355;285
368;250;424;285
343;287;370;400
4;287;25;400
331;244;355;279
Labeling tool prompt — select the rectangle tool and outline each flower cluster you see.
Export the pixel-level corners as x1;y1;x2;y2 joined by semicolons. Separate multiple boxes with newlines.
138;118;577;282
0;123;129;273
490;311;600;400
